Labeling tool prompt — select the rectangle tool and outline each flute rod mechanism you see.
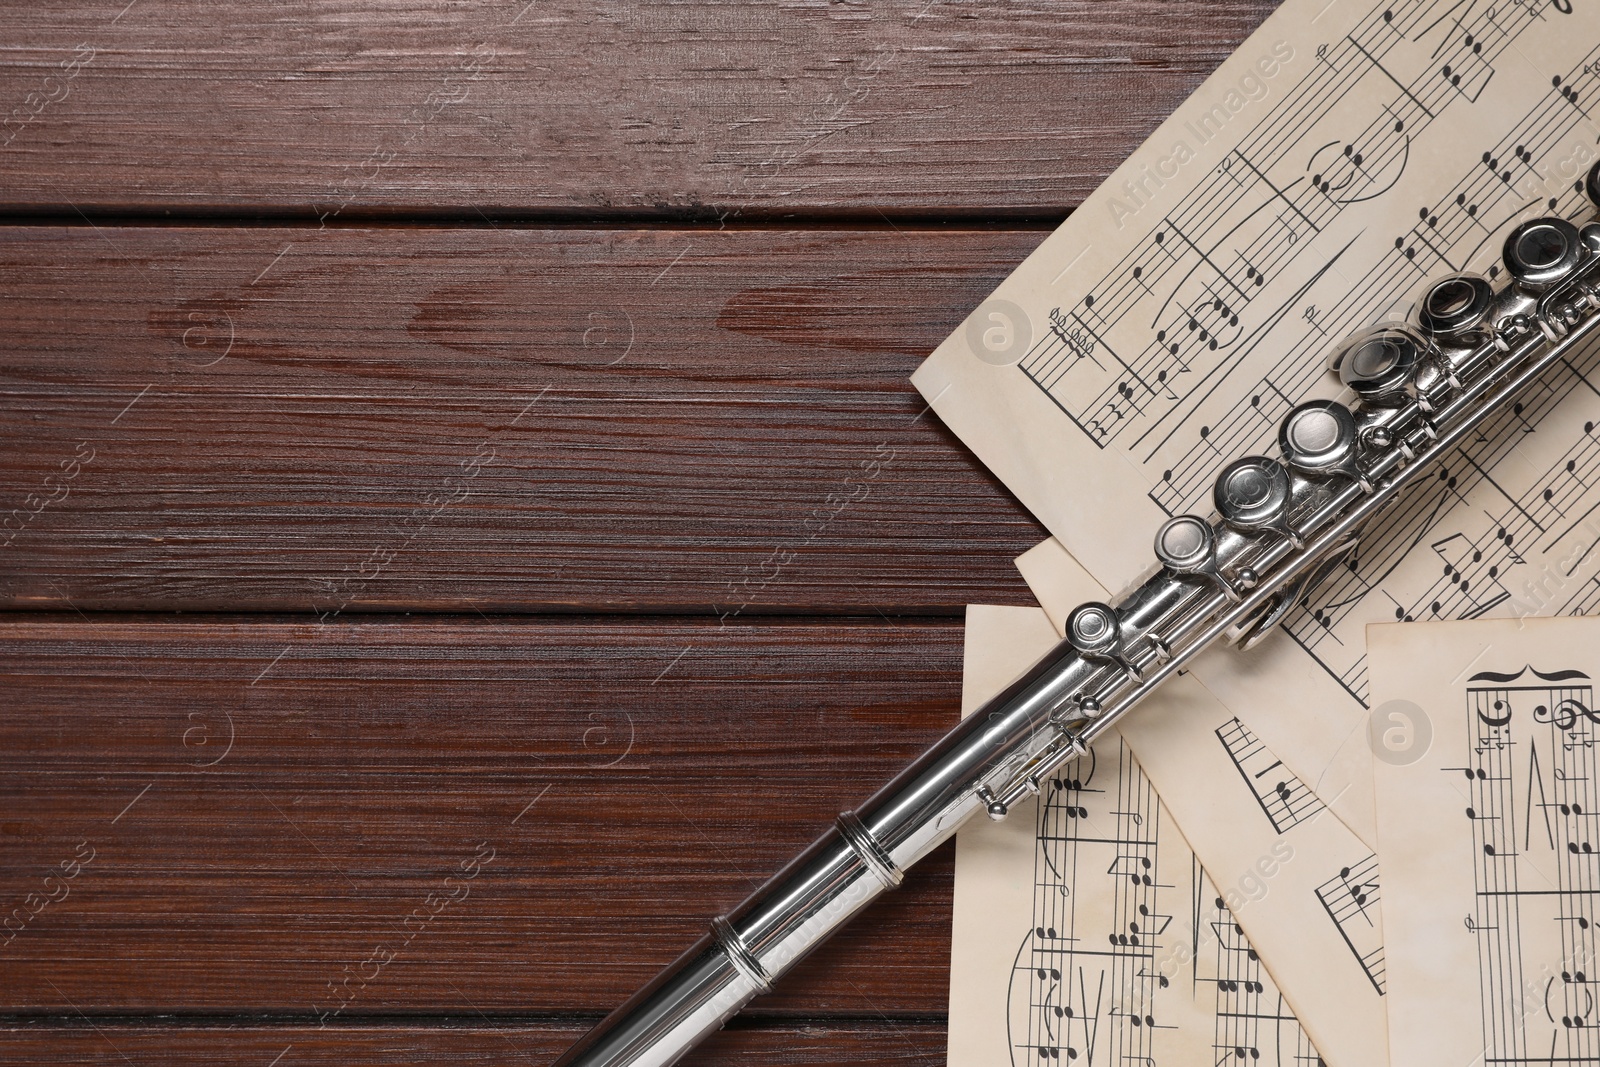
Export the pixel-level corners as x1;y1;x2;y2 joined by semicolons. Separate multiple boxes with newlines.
554;163;1600;1067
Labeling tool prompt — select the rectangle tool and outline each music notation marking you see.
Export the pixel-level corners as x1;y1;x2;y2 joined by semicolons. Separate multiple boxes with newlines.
1216;717;1328;834
1006;741;1320;1065
1312;854;1387;995
1451;668;1600;1064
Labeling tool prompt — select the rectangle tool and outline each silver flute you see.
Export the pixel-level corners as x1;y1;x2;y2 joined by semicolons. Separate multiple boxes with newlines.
555;162;1600;1067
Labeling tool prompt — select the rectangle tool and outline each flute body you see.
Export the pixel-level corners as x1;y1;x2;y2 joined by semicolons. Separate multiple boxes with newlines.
554;165;1600;1067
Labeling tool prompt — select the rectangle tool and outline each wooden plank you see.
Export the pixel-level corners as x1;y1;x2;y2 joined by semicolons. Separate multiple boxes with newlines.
0;225;1043;613
0;1022;946;1067
0;616;966;1014
0;1;1275;217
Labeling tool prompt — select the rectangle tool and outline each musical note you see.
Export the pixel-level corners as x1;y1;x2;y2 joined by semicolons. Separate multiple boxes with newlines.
924;9;1600;1067
1367;633;1600;1067
1000;735;1321;1066
1461;667;1600;1063
1215;718;1328;834
1312;854;1386;995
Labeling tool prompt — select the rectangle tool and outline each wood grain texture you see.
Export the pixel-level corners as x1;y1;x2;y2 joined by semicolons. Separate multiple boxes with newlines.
0;0;1275;217
0;224;1044;614
0;1022;946;1067
0;616;967;1015
0;2;1258;1059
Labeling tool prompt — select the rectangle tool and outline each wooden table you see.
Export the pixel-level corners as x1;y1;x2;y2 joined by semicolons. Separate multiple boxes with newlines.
0;3;1273;1062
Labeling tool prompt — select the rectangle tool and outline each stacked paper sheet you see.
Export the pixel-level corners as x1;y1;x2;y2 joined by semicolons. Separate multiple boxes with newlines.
922;0;1600;1063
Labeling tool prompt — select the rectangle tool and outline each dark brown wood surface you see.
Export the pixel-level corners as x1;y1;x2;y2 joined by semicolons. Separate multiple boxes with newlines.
0;1022;947;1066
0;225;1043;614
0;1;1274;218
0;617;959;1015
0;3;1270;1063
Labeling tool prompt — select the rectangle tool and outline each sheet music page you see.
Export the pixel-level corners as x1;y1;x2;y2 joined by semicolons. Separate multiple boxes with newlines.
951;605;1325;1067
913;0;1600;847
990;556;1390;1065
1016;535;1387;843
1115;679;1388;1067
1367;616;1600;1067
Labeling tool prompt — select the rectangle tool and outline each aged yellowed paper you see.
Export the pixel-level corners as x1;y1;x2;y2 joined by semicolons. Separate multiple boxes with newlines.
1369;616;1600;1067
983;551;1390;1065
916;0;1600;848
951;605;1323;1067
1016;535;1386;845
